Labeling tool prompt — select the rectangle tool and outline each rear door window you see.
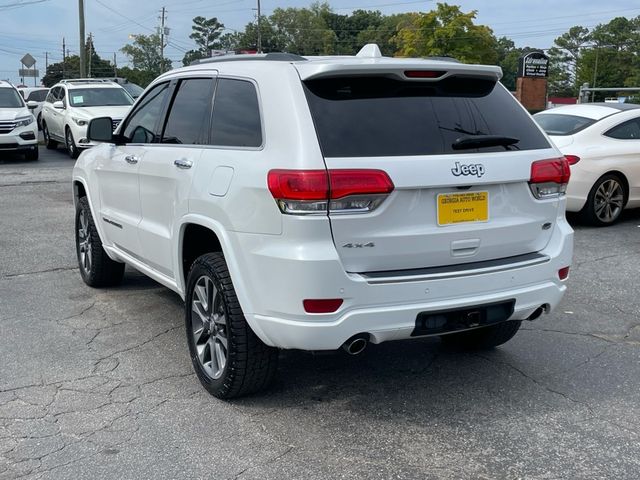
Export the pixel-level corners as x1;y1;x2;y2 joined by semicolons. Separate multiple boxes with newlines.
209;78;262;148
604;118;640;140
303;76;550;157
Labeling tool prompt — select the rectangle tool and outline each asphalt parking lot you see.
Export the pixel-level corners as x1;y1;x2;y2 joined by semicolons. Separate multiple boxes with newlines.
1;145;640;480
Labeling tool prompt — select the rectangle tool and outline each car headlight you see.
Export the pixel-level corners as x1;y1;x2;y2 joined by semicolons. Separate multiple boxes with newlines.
15;116;34;127
72;117;88;126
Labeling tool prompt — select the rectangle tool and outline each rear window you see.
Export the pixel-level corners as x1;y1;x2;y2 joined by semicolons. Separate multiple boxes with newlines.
534;113;595;136
26;90;48;102
303;76;550;157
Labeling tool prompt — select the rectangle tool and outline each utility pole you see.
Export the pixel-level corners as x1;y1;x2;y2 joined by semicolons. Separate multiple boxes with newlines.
78;0;86;78
159;7;166;73
62;37;66;78
44;52;48;70
113;53;117;77
87;32;92;77
257;0;262;53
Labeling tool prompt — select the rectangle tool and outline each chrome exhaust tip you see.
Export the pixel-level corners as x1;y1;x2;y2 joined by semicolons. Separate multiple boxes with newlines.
342;334;369;355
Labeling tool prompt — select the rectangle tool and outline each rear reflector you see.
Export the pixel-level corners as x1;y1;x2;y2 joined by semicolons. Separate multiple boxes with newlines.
404;70;446;78
558;266;570;280
267;169;394;215
303;299;343;314
529;157;571;199
565;155;580;165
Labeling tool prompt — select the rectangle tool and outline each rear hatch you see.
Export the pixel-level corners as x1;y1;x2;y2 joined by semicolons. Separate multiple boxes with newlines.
300;68;562;273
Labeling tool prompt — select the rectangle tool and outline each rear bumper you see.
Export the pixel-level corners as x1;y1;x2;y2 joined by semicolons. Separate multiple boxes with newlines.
230;211;573;351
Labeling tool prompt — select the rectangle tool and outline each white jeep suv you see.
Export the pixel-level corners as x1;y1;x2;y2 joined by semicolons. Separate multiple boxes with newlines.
72;46;574;399
42;79;133;158
0;80;38;160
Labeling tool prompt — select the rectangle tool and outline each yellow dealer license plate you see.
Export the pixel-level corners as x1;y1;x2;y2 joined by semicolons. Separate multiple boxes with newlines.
437;191;489;226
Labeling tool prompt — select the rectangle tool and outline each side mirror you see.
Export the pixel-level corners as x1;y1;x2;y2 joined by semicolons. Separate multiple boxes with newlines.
52;100;65;109
87;117;114;143
26;100;38;109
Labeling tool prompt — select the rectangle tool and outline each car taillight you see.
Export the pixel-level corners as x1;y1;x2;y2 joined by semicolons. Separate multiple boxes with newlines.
267;169;394;215
565;155;580;165
558;266;570;280
529;157;571;199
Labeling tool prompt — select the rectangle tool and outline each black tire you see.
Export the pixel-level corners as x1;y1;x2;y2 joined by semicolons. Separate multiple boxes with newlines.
185;253;278;399
441;320;522;350
66;127;80;159
75;197;125;287
43;122;58;150
25;148;39;161
580;173;627;227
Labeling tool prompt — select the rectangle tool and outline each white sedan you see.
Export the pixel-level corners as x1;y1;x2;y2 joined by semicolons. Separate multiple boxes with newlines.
534;103;640;226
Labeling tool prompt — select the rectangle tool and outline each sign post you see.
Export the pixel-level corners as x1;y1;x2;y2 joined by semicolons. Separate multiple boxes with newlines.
515;51;549;112
20;53;38;87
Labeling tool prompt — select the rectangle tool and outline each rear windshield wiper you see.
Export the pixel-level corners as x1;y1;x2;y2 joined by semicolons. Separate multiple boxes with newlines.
452;135;520;150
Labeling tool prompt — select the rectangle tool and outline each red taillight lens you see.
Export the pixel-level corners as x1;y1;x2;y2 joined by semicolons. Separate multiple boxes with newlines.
558;266;570;280
267;169;394;215
329;169;394;199
404;70;446;78
267;169;328;201
565;155;580;166
529;157;571;199
303;299;343;314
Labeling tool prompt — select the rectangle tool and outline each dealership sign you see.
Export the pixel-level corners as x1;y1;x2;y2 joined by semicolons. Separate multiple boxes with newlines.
518;51;549;78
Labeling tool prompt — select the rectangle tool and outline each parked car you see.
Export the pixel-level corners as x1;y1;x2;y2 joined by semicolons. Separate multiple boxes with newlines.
534;103;640;225
17;86;49;130
41;79;134;158
72;45;573;399
0;80;38;160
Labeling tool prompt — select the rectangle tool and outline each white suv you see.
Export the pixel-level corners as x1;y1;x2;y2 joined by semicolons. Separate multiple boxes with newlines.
0;80;38;160
72;45;574;399
42;79;133;158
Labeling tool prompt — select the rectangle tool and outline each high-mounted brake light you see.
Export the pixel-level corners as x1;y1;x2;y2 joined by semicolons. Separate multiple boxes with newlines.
267;169;394;215
529;157;571;199
565;155;580;166
404;70;446;79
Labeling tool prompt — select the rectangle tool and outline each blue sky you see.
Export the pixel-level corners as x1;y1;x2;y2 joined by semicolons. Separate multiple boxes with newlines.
1;0;639;85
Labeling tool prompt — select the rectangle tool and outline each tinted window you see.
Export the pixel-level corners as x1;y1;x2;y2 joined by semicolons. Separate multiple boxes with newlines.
605;118;640;139
162;78;214;145
304;76;550;157
26;90;49;102
122;82;170;143
534;113;595;136
121;82;144;98
68;87;133;107
210;78;262;147
0;88;24;108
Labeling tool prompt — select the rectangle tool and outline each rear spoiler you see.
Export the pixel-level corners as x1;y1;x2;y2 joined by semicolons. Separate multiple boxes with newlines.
295;61;502;83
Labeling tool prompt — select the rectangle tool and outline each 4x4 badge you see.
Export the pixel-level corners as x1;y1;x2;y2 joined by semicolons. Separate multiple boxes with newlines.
451;162;485;178
343;242;375;248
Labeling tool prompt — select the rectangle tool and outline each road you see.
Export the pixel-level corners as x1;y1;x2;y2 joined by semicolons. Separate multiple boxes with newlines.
1;146;640;479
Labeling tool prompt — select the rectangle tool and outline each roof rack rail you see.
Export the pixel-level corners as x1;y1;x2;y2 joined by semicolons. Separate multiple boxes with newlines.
59;78;113;84
192;52;308;66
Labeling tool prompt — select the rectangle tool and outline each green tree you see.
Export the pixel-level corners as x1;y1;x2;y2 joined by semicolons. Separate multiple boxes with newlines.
547;25;590;96
182;16;225;65
357;12;415;56
268;2;337;55
394;3;498;64
121;34;172;85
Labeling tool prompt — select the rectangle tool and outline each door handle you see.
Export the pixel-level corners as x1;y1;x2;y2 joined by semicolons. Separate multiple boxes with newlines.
124;155;139;164
174;159;193;169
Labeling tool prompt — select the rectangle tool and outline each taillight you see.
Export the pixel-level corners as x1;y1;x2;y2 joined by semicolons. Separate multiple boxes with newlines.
529;157;571;199
267;169;394;215
558;266;570;280
565;155;580;166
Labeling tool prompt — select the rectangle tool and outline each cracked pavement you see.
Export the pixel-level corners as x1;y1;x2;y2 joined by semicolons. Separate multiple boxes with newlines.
1;148;640;479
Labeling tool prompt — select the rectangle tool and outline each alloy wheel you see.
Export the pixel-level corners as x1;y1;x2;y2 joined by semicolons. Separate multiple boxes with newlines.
77;207;92;274
191;275;228;380
594;178;624;223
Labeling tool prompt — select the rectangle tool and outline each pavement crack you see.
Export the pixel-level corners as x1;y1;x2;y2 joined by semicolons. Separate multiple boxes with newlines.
3;266;78;279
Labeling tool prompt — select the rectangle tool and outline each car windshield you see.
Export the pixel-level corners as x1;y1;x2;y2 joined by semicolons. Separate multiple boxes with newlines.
68;88;134;107
0;88;24;108
26;89;49;102
534;113;596;136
